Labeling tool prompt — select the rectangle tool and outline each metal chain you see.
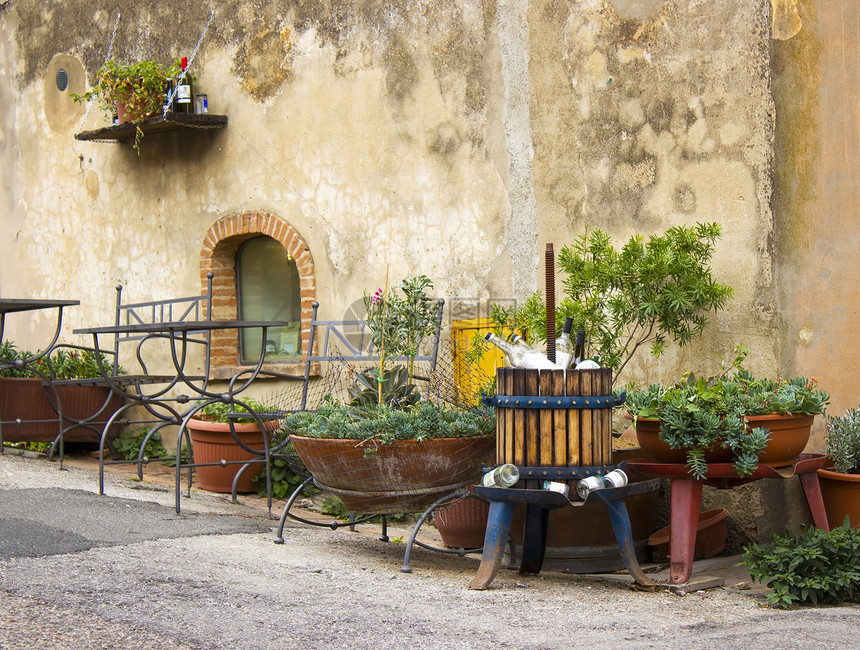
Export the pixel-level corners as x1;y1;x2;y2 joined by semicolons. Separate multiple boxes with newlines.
76;12;121;132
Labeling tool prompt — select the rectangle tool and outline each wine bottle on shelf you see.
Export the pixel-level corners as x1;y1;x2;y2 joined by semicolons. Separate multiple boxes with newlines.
173;57;194;114
555;318;574;369
485;333;560;370
573;330;586;367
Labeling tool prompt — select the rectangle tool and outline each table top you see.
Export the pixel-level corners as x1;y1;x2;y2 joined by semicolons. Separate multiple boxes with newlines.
625;453;827;481
74;320;287;335
0;299;79;315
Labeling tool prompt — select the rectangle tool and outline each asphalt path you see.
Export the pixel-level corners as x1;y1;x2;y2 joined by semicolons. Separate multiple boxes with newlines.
1;452;858;649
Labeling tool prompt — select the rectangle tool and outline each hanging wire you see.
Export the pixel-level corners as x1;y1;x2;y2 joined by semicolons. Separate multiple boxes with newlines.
76;12;121;132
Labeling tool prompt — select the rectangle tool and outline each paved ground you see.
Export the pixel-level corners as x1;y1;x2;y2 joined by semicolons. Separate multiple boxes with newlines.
1;451;858;649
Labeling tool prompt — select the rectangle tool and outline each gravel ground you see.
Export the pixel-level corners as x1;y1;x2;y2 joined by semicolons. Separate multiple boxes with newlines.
1;452;858;649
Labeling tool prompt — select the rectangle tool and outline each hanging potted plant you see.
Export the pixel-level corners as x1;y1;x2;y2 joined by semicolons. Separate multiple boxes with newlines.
73;59;180;152
817;406;860;528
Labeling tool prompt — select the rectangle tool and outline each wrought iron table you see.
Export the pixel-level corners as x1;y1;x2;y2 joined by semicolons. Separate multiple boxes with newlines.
625;454;830;584
75;319;290;514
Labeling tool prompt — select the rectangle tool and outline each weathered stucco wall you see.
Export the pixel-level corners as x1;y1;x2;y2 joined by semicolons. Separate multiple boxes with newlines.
772;0;860;450
2;0;779;382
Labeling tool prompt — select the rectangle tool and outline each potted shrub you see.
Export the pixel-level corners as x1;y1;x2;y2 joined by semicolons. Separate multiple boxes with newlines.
626;348;829;479
185;399;279;494
817;406;860;528
475;223;733;386
73;59;180;152
0;341;124;446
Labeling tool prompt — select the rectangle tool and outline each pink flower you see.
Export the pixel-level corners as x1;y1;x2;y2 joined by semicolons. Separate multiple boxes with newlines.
371;288;383;305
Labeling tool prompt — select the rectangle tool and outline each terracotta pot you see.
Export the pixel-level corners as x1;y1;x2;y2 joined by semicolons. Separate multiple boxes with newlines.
648;507;729;562
434;485;490;549
0;377;123;443
632;417;734;464
290;435;495;515
744;413;814;467
187;418;279;494
817;467;860;529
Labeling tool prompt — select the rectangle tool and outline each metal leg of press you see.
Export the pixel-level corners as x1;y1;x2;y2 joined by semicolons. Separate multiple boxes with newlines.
669;478;703;584
799;470;831;531
518;503;549;575
468;499;515;590
599;494;655;586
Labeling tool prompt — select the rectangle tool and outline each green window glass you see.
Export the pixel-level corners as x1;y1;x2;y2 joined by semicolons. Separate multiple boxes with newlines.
236;236;301;363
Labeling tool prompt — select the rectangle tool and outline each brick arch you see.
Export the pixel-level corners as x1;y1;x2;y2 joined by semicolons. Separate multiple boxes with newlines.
200;211;316;375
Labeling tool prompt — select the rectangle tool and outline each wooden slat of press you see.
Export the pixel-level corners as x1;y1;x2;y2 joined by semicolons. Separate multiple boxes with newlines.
503;368;515;467
550;369;568;487
540;369;555;468
495;367;505;465
524;369;540;489
513;367;526;468
580;369;596;466
565;370;581;467
600;367;613;465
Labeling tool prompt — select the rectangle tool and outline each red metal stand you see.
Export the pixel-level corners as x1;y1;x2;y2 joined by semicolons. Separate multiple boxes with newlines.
626;453;830;583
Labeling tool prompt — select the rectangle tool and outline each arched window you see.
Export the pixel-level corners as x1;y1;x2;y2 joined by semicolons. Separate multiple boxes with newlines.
200;211;316;379
236;236;302;363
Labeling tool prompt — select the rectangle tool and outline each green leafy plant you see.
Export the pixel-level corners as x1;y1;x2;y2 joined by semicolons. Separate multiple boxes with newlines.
825;407;860;474
1;342;120;379
113;427;169;461
741;520;860;608
277;399;495;455
193;398;268;424
252;440;309;499
626;347;829;479
347;365;419;409
363;274;437;391
476;224;733;385
72;59;181;152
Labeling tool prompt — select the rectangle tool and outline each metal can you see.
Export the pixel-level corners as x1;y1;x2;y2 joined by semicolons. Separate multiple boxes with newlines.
195;93;209;114
576;475;605;500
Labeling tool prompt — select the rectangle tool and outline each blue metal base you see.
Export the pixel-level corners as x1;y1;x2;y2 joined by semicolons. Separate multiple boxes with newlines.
468;478;657;590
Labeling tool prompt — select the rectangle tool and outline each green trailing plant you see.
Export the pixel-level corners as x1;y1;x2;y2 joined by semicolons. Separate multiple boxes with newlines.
347;365;419;410
741;520;860;608
626;347;829;479
276;398;495;456
113;427;169;461
252;439;310;499
825;407;860;474
72;59;181;153
363;274;437;392
474;223;733;385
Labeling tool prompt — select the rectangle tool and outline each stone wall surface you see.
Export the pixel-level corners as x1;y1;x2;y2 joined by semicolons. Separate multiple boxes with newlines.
0;0;856;545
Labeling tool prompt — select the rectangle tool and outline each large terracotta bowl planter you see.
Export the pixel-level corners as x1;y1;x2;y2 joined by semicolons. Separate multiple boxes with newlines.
633;414;814;468
433;485;491;549
816;467;860;529
290;434;495;515
632;417;733;464
0;377;123;443
744;414;814;467
187;418;279;494
648;507;729;562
